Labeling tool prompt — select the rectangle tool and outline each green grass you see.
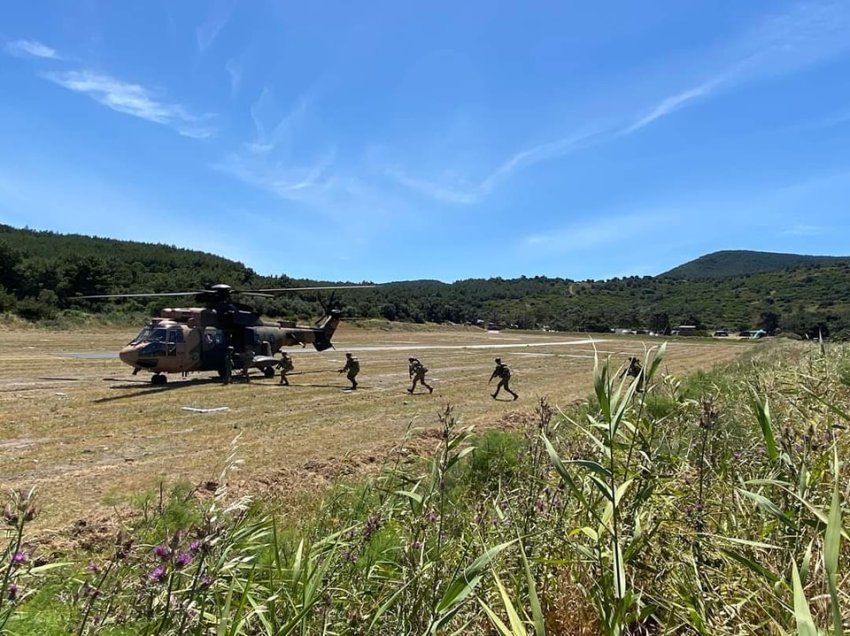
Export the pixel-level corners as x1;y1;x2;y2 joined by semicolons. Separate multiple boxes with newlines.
3;341;848;634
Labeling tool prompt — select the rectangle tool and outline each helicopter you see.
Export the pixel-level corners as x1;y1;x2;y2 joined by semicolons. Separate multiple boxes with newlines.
75;283;370;384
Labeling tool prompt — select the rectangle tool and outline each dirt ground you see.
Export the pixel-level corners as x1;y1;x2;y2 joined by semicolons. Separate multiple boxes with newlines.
0;322;751;533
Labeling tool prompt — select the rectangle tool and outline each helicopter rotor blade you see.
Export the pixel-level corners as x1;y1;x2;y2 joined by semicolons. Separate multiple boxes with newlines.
232;291;275;299
250;285;375;293
71;291;199;300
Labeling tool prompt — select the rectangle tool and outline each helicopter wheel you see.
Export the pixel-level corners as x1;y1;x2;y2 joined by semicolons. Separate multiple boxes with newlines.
263;367;276;379
151;374;167;386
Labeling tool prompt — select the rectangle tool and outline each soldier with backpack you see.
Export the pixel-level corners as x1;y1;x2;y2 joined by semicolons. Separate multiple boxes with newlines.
339;352;360;390
407;357;433;394
620;356;644;392
277;351;294;385
489;357;518;400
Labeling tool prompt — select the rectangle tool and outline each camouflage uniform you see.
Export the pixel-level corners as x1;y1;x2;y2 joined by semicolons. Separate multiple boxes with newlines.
407;357;433;394
242;349;254;383
621;356;644;392
277;352;294;385
339;352;360;389
223;346;234;385
489;357;518;400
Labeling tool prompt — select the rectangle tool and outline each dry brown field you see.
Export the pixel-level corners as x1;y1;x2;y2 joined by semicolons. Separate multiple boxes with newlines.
0;322;751;531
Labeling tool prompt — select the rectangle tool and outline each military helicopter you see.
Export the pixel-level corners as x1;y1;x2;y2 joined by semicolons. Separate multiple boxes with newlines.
75;283;370;384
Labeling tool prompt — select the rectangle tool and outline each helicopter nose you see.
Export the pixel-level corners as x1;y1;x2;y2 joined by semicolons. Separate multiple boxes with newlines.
119;344;140;367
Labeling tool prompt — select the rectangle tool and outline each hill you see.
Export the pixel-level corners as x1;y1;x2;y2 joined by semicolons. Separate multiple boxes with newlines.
2;224;850;338
661;249;849;279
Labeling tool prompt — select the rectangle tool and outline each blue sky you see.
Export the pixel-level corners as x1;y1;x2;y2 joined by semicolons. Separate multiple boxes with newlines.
2;1;850;283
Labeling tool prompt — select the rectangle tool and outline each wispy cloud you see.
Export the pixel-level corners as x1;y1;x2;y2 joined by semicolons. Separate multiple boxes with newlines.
44;69;215;138
383;168;479;205
390;1;850;204
622;78;724;135
521;211;671;255
4;39;60;60
197;0;237;52
783;224;823;237
225;57;243;97
385;129;602;205
215;148;336;200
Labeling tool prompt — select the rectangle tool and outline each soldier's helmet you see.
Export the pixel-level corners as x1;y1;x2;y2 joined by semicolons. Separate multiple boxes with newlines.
345;352;352;358
495;357;502;363
409;357;415;362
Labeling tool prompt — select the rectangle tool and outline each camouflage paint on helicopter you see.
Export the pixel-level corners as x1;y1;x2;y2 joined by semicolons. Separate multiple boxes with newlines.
76;284;364;385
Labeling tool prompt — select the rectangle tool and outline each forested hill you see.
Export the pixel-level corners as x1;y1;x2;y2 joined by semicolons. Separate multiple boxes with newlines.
661;250;849;279
2;224;850;339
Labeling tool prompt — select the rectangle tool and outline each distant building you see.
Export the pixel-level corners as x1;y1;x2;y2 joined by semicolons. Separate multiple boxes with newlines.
671;325;697;336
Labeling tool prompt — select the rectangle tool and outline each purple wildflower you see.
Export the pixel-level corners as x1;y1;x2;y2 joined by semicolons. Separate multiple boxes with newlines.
148;565;167;583
410;539;423;551
363;513;382;540
8;583;18;601
11;552;26;566
153;544;171;560
175;553;192;569
86;561;101;574
199;574;214;588
189;540;202;554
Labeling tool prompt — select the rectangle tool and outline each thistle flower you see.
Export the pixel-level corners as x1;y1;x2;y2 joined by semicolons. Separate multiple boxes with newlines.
7;583;18;601
363;513;382;540
86;561;101;574
153;544;171;560
175;553;192;569
11;551;26;566
148;565;167;583
189;540;203;554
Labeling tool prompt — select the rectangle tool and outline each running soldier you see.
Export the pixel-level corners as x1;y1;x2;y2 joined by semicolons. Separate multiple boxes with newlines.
223;346;235;385
338;352;360;390
277;351;294;385
242;348;254;383
620;356;644;392
489;357;518;400
407;357;433;394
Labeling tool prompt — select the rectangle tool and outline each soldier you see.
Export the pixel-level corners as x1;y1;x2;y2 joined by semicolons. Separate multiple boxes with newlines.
223;346;234;385
338;352;360;390
407;357;433;394
277;351;294;386
242;348;254;383
489;357;518;400
620;356;644;392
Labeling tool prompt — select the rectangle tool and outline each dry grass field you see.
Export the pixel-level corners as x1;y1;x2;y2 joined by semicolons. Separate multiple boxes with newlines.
0;322;752;532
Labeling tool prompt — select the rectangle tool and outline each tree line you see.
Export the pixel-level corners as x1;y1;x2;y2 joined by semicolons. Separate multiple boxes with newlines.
2;224;849;338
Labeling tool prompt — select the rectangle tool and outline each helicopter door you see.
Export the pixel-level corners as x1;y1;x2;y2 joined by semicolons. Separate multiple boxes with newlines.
200;327;226;370
166;329;181;356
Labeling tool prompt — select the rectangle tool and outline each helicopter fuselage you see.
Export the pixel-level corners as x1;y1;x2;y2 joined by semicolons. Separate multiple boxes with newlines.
119;306;339;379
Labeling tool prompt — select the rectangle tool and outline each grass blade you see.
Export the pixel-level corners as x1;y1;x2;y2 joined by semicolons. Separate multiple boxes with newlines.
791;560;818;636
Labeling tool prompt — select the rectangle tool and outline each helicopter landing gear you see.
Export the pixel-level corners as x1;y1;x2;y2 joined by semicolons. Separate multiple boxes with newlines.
151;374;167;386
263;367;276;379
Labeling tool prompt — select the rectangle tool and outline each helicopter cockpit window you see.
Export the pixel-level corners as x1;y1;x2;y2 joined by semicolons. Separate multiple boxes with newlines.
131;326;153;344
150;329;169;343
